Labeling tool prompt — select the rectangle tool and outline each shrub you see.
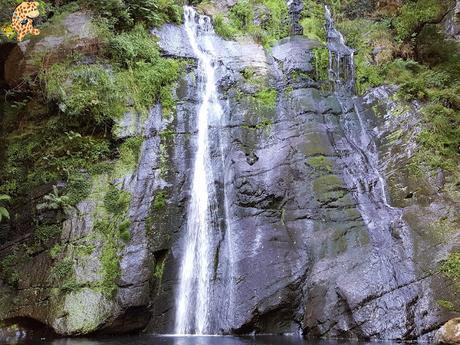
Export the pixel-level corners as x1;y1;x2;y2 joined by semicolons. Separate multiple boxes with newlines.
109;24;160;66
212;0;289;47
41;63;126;125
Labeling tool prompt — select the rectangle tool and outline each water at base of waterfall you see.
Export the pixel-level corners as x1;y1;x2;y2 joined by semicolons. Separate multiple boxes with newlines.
4;335;418;345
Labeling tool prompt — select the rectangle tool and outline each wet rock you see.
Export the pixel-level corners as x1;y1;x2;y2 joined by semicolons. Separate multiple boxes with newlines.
288;0;304;35
434;318;460;345
444;0;460;42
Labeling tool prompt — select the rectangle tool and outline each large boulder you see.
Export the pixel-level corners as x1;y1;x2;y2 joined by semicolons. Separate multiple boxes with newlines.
434;318;460;345
4;10;98;87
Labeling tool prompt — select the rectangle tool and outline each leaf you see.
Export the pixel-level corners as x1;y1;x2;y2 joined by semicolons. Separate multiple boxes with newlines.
0;194;11;202
0;207;10;221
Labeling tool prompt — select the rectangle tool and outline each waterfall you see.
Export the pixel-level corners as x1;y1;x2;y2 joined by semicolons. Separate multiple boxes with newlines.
324;5;395;211
174;6;227;335
325;6;355;94
324;6;415;270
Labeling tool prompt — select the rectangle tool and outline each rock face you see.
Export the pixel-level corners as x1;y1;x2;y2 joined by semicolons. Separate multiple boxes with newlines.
444;0;460;42
434;318;460;345
4;10;98;87
0;5;459;341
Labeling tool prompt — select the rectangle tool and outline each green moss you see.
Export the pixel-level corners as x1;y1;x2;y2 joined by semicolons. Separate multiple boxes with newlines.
440;252;460;282
118;219;131;242
34;224;61;243
103;185;131;216
100;240;120;297
65;173;92;206
313;174;348;205
308;155;333;173
153;190;168;211
0;252;21;287
153;256;166;280
52;258;73;281
75;243;96;257
254;88;277;109
437;299;456;312
49;244;62;259
331;230;348;255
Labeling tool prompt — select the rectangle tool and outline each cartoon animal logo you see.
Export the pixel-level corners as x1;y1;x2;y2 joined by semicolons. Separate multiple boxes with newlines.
11;1;41;42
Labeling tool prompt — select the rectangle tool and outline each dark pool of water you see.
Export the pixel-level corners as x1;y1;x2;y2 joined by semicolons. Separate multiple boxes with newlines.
0;335;416;345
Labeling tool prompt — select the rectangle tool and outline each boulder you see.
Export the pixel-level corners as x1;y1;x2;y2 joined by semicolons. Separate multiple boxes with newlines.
4;11;98;87
434;318;460;345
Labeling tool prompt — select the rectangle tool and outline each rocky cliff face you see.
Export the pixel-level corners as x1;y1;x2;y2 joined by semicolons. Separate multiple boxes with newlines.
0;1;458;342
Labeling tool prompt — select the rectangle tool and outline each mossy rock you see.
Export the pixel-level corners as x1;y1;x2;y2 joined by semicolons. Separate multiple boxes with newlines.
52;288;117;335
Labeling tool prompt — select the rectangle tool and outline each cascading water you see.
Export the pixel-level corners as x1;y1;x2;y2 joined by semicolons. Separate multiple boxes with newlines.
174;6;229;335
325;6;415;274
325;5;395;211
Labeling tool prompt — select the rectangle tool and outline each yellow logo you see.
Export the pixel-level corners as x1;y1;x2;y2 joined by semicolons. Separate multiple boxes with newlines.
11;1;41;42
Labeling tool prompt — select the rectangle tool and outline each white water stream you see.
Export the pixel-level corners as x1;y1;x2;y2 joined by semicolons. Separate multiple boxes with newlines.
175;6;226;335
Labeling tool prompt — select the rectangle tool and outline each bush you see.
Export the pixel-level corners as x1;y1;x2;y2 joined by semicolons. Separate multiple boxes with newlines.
109;24;160;66
41;63;126;125
212;0;289;47
78;0;183;30
394;0;448;41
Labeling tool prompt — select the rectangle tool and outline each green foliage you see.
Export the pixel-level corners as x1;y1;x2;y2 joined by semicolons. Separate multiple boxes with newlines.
104;185;131;216
100;239;120;297
212;0;289;47
308;155;333;173
118;59;182;116
41;63;126;125
0;194;11;223
49;244;62;259
394;0;447;41
36;185;74;215
109;24;160;67
440;252;460;282
78;0;184;30
152;190;168;211
300;0;326;43
51;258;73;280
65;173;92;206
254;88;277;109
34;224;61;243
117;136;144;172
312;47;330;81
0;251;21;286
213;14;239;39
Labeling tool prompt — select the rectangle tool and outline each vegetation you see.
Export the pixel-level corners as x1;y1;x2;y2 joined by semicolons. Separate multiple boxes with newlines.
36;185;74;215
0;5;183;233
300;0;326;43
0;194;11;223
300;0;459;174
213;0;289;47
0;0;185;301
440;251;460;283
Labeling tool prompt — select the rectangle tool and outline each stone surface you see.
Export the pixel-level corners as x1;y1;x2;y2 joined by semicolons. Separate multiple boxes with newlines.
434;318;460;345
